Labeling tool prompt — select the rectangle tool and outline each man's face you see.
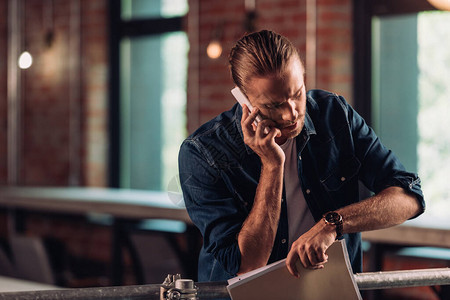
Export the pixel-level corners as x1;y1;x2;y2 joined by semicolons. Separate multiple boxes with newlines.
246;57;306;144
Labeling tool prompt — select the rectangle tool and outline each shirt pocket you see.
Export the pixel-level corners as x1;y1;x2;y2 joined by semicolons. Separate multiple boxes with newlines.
320;156;361;192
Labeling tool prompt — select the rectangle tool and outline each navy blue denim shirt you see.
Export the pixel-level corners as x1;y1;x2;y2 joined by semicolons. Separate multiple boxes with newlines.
179;89;425;282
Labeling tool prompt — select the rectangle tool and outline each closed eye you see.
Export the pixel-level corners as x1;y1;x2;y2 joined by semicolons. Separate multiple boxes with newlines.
264;102;283;109
293;90;303;100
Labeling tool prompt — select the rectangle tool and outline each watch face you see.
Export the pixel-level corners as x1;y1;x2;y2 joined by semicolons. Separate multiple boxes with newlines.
325;212;341;224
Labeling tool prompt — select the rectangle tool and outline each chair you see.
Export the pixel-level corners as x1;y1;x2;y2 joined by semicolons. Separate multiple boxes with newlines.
129;231;186;284
0;245;16;277
9;235;55;284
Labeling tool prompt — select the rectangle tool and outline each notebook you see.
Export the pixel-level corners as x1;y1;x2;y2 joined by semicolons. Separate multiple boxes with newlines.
227;240;362;300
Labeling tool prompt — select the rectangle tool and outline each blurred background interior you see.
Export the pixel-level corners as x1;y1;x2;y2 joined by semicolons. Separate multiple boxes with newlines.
0;0;449;299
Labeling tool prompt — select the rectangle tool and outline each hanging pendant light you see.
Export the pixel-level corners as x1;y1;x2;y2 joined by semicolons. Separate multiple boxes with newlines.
17;0;33;69
207;40;222;59
427;0;450;11
207;20;224;59
18;51;33;69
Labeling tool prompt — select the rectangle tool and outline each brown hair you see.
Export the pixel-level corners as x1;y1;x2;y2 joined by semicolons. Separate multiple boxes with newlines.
229;30;301;94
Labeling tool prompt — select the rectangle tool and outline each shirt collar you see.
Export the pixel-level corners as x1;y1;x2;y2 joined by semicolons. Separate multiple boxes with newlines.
303;108;316;136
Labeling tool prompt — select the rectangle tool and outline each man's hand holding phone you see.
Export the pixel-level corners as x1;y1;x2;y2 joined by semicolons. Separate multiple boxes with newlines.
232;87;285;166
231;87;264;129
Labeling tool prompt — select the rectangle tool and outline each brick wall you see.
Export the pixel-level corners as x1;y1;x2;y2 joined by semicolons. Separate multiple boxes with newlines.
0;1;446;296
0;0;110;284
316;0;353;99
22;0;70;185
81;0;109;187
0;0;356;286
187;0;353;133
0;0;353;186
0;0;108;187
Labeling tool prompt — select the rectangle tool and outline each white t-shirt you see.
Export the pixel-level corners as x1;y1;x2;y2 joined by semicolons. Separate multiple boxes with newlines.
279;138;316;249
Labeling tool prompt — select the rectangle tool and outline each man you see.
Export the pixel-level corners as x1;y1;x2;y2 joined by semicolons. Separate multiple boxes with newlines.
179;30;424;282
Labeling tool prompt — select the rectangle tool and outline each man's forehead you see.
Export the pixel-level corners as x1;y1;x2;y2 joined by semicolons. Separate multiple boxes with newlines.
252;82;304;104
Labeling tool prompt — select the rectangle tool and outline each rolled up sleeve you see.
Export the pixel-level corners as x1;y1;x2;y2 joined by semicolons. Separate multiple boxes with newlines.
379;171;425;219
342;96;425;217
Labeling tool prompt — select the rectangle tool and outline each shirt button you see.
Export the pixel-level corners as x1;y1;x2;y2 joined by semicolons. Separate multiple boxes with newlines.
306;189;311;194
340;177;346;182
281;239;287;244
281;198;284;203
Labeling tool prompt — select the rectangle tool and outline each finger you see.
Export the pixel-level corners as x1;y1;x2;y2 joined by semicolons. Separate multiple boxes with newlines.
307;248;319;266
309;242;330;264
309;264;325;270
315;260;328;267
240;104;250;127
308;247;329;266
255;120;279;139
286;251;300;278
263;119;281;138
309;256;328;271
299;249;313;270
310;258;328;269
242;105;260;130
241;103;249;119
241;106;258;139
254;122;269;138
316;250;328;264
247;106;260;125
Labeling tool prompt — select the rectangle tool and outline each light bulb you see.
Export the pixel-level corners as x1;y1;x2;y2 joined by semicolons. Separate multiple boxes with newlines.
207;40;222;59
18;51;33;69
427;0;450;10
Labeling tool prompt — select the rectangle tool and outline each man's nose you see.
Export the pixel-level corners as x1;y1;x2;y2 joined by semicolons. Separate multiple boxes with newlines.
281;100;297;122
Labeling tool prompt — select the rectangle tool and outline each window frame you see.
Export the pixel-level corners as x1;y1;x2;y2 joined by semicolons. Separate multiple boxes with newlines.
352;0;436;123
108;0;185;188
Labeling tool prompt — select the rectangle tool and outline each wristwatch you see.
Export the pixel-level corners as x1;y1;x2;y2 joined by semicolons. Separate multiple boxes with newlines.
323;211;343;239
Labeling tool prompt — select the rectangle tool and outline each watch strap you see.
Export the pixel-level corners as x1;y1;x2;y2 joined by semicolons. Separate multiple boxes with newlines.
323;211;343;240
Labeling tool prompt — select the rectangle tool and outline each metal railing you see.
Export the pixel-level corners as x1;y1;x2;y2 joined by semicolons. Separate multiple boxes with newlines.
0;268;449;300
355;267;450;290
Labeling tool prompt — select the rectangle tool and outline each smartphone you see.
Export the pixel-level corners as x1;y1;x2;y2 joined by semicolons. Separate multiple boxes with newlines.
231;87;263;125
231;87;269;134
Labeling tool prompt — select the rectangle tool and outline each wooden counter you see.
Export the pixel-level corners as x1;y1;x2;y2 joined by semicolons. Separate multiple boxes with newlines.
0;186;194;286
0;187;191;223
362;222;450;249
0;276;59;293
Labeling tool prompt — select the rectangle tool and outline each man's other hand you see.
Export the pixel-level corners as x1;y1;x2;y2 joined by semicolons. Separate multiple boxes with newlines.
285;219;336;277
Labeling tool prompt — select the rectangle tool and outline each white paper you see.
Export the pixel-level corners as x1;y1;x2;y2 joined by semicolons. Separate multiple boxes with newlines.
227;240;362;300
